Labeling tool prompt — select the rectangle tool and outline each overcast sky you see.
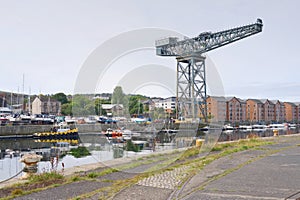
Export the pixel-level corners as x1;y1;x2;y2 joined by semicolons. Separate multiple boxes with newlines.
1;0;299;102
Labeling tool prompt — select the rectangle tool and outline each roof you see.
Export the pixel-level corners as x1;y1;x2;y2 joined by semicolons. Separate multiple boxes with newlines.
35;96;60;103
247;99;263;104
284;102;297;106
259;99;274;105
270;100;284;105
208;96;227;102
223;96;246;103
101;104;124;109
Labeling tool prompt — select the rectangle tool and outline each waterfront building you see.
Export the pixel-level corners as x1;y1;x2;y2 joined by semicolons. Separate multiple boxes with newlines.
261;99;276;123
296;104;300;123
226;97;246;124
246;99;264;123
284;102;297;123
31;96;61;115
207;96;226;122
272;100;285;123
152;97;176;114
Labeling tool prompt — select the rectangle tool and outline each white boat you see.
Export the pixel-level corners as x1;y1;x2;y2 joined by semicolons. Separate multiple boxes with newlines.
159;129;178;135
268;124;286;130
252;124;267;131
122;129;133;140
288;124;297;129
239;125;252;131
223;124;234;131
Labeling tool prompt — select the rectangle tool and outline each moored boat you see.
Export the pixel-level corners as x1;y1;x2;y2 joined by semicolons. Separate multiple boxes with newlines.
252;124;267;132
268;123;286;130
33;124;78;139
238;125;252;131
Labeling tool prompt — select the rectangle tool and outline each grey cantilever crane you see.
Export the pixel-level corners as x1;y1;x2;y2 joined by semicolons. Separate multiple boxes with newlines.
155;18;263;122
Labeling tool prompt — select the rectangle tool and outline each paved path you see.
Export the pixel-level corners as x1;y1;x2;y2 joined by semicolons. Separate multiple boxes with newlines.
182;146;300;200
114;135;300;200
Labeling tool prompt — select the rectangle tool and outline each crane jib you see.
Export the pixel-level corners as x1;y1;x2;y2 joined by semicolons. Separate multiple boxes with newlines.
156;18;263;57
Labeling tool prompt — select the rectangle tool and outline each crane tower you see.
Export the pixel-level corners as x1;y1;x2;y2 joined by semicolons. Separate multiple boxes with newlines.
155;19;263;122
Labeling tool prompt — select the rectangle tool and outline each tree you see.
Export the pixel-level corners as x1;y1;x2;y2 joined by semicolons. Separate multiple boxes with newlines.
129;95;143;115
72;95;95;116
111;86;130;116
94;98;109;116
61;103;72;116
52;93;68;104
111;86;125;104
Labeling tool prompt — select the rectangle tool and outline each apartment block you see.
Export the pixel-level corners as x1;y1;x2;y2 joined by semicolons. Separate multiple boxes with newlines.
152;97;176;114
246;99;264;123
297;104;300;122
226;97;246;123
272;100;285;123
284;102;297;122
262;99;275;123
207;96;226;122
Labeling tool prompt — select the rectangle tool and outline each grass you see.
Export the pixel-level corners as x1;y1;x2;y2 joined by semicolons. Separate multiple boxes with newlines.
28;171;64;183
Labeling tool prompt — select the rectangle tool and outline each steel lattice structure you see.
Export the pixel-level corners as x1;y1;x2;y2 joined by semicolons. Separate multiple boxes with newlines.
155;19;263;121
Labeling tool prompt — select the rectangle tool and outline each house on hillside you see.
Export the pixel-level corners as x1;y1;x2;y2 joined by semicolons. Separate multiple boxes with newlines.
31;96;61;115
101;104;124;116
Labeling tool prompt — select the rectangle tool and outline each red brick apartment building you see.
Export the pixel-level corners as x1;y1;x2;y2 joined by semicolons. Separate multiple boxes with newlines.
226;97;246;123
206;96;226;122
246;99;264;123
262;99;276;123
207;96;298;124
284;102;298;123
272;100;285;123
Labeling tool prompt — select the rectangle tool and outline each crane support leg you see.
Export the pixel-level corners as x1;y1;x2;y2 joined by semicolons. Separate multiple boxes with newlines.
176;55;207;122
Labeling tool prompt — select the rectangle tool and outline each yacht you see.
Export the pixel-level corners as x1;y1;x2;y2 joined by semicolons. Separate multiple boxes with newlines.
238;125;252;131
223;124;234;131
268;124;286;130
252;124;267;132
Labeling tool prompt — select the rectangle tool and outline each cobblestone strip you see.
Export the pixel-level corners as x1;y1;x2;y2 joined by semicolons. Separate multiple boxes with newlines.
137;166;190;189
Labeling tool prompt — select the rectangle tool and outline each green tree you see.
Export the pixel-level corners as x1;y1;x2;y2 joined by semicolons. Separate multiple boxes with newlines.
72;95;95;116
61;103;72;116
111;86;130;116
111;86;125;104
94;98;109;116
129;95;144;115
52;93;69;104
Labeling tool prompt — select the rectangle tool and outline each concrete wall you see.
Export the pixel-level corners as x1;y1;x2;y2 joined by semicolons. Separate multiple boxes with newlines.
0;122;201;136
